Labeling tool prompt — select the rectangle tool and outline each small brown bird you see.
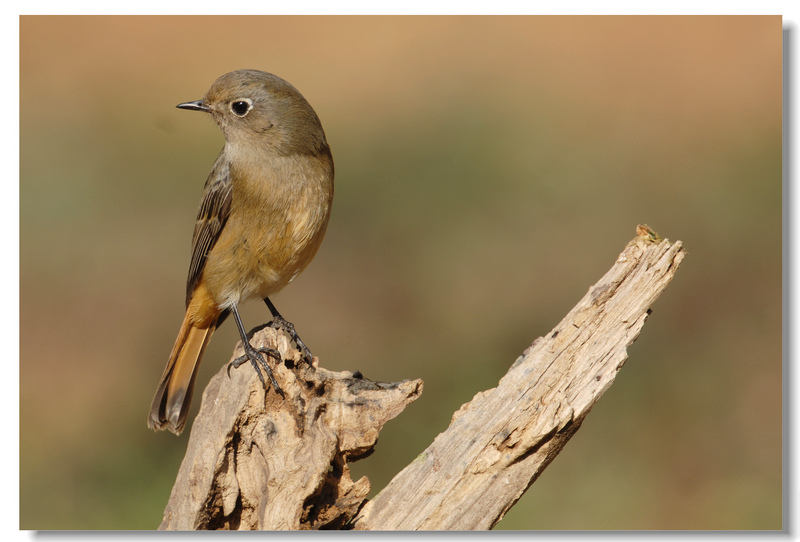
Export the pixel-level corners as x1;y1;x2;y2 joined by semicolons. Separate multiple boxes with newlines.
148;69;334;435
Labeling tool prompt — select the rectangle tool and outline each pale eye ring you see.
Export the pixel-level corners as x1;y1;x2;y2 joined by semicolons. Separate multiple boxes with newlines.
230;98;253;117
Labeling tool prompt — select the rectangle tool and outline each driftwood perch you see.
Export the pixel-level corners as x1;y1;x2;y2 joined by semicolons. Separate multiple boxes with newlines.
158;328;422;530
158;225;685;530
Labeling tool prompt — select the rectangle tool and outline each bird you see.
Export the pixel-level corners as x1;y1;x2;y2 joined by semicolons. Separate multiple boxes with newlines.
148;69;334;435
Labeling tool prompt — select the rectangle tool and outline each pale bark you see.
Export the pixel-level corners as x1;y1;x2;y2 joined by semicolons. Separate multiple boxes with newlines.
158;225;685;531
158;329;423;530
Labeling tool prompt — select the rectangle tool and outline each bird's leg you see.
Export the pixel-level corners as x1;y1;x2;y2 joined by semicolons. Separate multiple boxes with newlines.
264;297;314;365
228;303;283;395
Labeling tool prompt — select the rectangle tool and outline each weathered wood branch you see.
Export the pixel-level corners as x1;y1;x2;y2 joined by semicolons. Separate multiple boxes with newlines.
353;225;684;529
158;328;423;530
158;225;684;531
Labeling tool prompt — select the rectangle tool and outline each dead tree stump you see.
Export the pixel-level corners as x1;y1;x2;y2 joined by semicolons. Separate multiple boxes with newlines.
157;225;685;530
158;329;423;530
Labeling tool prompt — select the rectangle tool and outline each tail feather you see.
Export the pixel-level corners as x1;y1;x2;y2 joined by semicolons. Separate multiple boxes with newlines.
148;313;216;435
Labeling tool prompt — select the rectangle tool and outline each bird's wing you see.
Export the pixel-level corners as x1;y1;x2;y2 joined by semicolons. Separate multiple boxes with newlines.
185;151;232;307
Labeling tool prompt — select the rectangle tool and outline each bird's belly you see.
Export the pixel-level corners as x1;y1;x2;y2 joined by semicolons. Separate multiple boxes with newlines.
201;209;327;310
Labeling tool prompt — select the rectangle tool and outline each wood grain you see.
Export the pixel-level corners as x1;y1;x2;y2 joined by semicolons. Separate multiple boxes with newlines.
158;226;684;530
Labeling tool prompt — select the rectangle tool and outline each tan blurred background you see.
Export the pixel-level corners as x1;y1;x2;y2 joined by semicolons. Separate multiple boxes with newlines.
20;16;781;530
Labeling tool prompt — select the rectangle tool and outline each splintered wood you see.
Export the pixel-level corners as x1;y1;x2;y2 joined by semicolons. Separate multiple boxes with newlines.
158;226;684;531
158;328;422;530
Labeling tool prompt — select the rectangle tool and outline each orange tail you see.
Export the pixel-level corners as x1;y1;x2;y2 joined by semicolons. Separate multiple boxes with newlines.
148;311;217;435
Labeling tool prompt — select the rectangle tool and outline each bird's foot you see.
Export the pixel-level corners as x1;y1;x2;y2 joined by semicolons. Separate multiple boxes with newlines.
269;315;313;366
228;340;284;395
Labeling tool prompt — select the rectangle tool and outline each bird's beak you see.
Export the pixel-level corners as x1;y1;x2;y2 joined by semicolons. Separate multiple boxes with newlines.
176;100;211;112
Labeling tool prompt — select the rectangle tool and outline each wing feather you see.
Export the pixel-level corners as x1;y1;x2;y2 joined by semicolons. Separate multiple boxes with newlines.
185;152;232;306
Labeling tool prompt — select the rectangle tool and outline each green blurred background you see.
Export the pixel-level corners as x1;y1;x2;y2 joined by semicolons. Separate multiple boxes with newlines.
19;16;782;530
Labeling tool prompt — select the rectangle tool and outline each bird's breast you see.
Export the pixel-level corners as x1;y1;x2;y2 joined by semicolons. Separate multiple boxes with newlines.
201;153;333;309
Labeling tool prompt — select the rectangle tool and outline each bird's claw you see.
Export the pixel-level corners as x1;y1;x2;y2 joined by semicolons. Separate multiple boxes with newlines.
228;343;284;395
269;315;313;366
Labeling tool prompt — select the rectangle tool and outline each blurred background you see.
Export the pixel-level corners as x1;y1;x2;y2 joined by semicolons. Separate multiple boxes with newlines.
20;16;781;530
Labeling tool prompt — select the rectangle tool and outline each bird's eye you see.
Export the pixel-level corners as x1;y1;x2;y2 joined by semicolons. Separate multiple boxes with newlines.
230;99;253;117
